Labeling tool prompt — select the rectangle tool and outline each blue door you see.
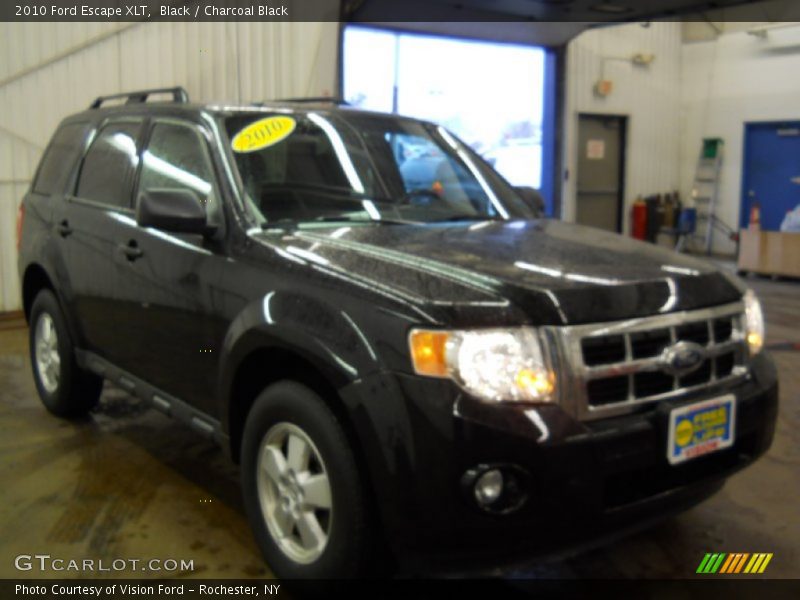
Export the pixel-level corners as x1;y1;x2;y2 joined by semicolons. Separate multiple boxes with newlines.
741;122;800;230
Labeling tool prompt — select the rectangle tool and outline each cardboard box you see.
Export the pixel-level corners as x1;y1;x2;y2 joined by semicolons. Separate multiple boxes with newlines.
738;230;800;277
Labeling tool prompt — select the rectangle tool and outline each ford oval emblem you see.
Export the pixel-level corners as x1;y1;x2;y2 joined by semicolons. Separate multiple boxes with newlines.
662;341;706;376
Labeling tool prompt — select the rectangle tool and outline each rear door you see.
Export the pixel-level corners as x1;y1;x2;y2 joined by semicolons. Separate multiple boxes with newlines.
120;118;229;415
62;118;145;365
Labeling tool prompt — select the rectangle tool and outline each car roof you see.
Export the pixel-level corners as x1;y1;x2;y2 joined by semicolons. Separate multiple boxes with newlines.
63;97;422;127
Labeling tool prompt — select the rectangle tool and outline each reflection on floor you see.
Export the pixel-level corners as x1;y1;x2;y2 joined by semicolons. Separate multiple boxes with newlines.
0;268;797;579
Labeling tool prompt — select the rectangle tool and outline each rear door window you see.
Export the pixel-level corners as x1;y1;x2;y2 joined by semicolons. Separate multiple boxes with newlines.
33;122;91;195
75;121;143;209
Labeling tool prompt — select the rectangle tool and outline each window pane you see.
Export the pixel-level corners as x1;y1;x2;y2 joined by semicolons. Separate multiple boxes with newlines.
139;122;220;222
396;34;545;188
76;122;141;207
33;122;90;195
343;26;547;190
342;27;397;112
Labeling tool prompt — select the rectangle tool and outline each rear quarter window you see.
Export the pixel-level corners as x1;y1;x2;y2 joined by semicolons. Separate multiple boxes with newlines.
32;122;91;195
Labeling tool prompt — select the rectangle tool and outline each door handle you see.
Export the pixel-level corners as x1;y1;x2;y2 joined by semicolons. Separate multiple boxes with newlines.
56;220;72;238
119;240;143;261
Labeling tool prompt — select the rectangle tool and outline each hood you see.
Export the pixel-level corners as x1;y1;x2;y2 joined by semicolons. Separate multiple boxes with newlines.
254;219;743;326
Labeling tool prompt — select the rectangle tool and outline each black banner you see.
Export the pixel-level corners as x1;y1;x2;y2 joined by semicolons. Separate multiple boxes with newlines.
3;579;800;600
3;0;800;23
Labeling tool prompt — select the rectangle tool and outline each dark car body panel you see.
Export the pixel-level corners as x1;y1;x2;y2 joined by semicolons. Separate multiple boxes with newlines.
252;219;744;327
338;353;777;569
18;100;778;570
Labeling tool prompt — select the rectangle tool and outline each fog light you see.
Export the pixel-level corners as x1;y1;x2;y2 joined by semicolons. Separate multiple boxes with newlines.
474;469;504;506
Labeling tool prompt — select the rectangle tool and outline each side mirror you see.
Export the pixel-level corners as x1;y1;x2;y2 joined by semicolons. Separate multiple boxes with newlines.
515;186;546;218
136;189;209;235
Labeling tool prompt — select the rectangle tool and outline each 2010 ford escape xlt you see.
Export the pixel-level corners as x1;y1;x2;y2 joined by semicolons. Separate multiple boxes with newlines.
17;87;778;578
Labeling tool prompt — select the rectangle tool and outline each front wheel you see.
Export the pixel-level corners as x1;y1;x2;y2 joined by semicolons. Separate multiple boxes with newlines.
241;381;374;578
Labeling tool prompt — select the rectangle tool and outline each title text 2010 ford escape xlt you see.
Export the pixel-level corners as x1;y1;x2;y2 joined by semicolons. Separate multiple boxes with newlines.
17;88;778;578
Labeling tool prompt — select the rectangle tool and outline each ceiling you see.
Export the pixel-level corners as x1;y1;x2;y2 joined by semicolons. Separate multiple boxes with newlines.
346;0;799;46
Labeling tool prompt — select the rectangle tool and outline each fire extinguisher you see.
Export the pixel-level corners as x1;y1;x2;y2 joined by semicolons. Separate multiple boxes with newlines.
632;197;647;240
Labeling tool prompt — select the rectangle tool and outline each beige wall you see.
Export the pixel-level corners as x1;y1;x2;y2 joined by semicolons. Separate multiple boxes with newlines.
680;23;800;254
563;20;800;254
562;22;684;233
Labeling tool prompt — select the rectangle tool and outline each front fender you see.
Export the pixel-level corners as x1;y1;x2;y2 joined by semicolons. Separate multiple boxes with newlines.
218;289;386;433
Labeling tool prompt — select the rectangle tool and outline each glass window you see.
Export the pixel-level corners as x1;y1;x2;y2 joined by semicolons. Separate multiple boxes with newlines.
33;122;90;195
387;131;489;214
343;26;547;189
138;122;221;224
224;112;534;225
75;121;142;208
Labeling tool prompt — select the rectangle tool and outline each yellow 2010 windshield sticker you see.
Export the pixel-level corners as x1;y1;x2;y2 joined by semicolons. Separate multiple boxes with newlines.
231;116;296;153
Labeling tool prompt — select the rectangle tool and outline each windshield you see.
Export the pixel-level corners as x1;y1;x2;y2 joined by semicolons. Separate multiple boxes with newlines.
223;110;535;226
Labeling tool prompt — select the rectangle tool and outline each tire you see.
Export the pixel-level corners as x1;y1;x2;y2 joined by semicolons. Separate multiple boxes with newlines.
29;289;103;418
241;381;374;578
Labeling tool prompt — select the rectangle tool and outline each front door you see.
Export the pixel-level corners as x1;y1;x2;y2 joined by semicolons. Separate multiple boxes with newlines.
121;118;228;415
576;114;626;232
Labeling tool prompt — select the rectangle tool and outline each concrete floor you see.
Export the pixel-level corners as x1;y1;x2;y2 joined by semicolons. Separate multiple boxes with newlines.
0;270;797;579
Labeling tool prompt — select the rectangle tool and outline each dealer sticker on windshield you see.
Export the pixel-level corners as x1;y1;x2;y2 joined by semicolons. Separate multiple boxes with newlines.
667;395;736;465
231;116;296;153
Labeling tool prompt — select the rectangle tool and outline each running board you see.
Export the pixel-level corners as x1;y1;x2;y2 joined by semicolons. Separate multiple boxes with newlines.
76;349;228;448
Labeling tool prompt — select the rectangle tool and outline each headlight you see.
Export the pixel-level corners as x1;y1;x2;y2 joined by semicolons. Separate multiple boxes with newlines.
744;289;765;355
408;328;556;403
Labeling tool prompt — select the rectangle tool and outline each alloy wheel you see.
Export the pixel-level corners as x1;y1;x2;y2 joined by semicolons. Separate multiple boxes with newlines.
257;422;333;564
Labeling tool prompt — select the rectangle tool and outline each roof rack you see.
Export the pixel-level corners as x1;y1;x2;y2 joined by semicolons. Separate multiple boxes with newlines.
89;87;189;109
253;97;351;107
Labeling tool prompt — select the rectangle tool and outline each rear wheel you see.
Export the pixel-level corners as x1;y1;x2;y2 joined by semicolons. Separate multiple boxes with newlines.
29;290;103;417
241;381;374;578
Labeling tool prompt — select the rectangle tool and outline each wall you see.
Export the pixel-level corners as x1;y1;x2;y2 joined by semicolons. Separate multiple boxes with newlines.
0;21;338;312
680;23;800;254
562;22;683;232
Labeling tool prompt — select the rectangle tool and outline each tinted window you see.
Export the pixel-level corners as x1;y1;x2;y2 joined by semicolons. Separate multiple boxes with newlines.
138;122;221;224
76;121;142;207
33;122;90;195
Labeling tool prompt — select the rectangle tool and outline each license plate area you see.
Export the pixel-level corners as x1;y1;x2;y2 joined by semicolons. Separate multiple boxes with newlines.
667;395;736;465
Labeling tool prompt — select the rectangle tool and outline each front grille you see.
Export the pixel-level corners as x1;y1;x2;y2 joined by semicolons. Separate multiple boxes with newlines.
630;328;670;359
587;376;628;405
561;303;748;420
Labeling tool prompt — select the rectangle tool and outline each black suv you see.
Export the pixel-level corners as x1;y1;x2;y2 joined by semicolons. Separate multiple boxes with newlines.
17;87;777;578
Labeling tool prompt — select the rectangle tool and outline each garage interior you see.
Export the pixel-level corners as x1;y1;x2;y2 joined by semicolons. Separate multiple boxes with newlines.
1;0;799;580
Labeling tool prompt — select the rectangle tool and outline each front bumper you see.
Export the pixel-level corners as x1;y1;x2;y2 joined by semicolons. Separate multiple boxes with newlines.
339;352;778;571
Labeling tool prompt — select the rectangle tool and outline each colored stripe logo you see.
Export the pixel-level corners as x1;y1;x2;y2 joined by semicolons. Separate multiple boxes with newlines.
697;553;773;574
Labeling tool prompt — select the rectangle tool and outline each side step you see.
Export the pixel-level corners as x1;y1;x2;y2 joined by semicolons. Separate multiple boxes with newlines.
77;349;227;448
